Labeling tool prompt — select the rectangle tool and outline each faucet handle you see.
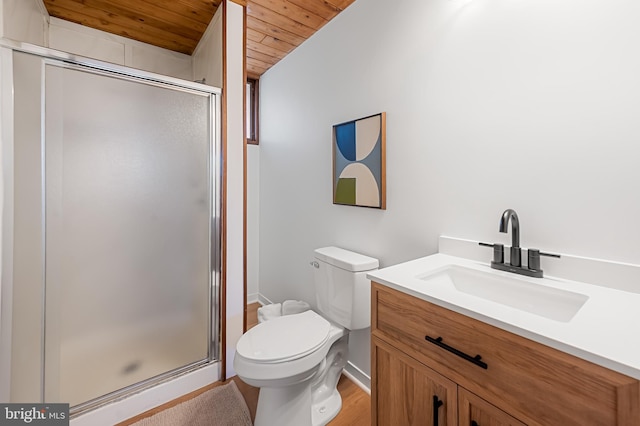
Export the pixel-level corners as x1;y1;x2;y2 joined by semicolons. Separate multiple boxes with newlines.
479;242;504;264
528;249;541;271
528;249;560;271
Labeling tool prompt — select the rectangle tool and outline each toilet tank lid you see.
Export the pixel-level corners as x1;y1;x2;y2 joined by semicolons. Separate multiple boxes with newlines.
314;247;379;272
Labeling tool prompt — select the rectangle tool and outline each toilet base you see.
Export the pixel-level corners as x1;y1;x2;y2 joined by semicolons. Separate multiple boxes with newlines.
255;380;312;426
254;385;342;426
249;331;349;426
311;388;342;426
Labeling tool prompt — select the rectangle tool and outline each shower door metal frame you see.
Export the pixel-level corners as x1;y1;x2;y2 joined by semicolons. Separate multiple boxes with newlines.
0;39;222;414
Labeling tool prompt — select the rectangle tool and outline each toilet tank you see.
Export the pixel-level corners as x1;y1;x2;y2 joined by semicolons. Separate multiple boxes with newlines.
312;247;379;330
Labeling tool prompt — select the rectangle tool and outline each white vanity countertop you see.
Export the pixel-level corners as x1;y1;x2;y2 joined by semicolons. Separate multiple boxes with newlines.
367;253;640;380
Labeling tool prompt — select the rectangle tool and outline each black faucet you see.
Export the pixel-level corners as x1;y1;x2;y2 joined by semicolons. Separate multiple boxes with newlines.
499;208;521;267
479;209;560;278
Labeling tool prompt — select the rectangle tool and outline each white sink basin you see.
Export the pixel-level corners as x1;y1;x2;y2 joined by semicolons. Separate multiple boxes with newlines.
418;265;589;322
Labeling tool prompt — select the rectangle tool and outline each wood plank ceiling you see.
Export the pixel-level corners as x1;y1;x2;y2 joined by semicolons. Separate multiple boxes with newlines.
246;0;356;77
43;0;356;77
43;0;222;55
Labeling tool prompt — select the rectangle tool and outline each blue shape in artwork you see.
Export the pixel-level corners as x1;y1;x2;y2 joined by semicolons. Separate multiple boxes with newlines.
335;142;350;187
360;133;382;198
334;122;356;161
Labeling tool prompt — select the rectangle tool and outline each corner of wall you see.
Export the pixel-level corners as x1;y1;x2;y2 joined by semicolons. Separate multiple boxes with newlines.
191;5;224;88
0;1;5;39
1;0;48;46
0;45;16;402
223;0;246;379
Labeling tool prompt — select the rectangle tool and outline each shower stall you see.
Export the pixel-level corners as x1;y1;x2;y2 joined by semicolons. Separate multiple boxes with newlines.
0;41;221;415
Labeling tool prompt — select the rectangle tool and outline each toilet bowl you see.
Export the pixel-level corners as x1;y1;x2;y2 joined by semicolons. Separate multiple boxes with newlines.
234;247;379;426
235;311;348;425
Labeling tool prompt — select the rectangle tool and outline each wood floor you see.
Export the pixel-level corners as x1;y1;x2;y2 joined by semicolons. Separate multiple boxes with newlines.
120;303;371;425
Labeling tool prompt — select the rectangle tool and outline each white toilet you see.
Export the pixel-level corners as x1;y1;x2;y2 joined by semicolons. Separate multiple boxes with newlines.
234;247;379;426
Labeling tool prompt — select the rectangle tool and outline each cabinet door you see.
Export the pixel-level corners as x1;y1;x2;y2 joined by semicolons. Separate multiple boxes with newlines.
458;387;526;426
373;336;457;426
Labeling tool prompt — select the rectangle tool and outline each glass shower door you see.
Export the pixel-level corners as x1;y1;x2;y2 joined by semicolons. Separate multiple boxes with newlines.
42;62;215;407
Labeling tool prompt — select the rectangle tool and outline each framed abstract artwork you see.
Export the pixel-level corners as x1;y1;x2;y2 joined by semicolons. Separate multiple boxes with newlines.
332;112;386;209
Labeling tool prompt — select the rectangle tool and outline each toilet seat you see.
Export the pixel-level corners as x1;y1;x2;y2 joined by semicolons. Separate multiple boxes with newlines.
236;310;331;363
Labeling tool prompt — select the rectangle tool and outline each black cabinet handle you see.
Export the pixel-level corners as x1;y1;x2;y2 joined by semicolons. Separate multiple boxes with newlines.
432;395;443;426
425;335;488;369
471;421;479;426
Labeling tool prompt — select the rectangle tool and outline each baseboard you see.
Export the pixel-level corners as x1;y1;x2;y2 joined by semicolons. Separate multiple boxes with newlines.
257;293;273;306
343;362;371;395
247;292;259;304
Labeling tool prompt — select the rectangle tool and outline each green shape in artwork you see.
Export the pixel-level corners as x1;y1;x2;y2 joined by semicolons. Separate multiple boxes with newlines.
335;178;356;205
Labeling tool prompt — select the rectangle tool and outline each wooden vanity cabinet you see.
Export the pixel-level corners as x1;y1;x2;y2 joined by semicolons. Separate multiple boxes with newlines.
458;387;525;426
373;337;457;425
371;282;640;426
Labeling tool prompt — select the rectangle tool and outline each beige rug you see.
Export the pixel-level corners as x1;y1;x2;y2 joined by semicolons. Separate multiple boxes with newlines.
132;381;252;426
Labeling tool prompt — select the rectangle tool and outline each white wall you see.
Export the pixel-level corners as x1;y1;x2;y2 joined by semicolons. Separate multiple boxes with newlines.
48;18;193;80
257;0;640;385
0;0;49;403
224;0;245;379
190;0;248;380
0;0;193;80
247;144;260;303
0;45;15;402
0;0;47;46
192;7;223;88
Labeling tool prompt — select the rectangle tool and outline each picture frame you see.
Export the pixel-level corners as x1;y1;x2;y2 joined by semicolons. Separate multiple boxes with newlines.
332;112;386;209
